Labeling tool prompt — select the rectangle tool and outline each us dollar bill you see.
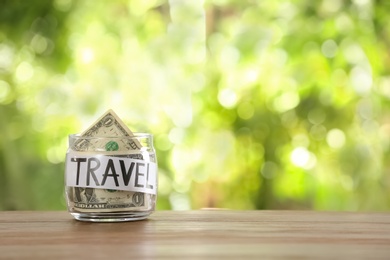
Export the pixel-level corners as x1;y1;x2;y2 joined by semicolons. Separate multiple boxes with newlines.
72;109;141;152
69;109;151;212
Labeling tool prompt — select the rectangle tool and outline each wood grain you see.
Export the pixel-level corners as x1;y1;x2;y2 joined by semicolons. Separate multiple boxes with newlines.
1;210;390;259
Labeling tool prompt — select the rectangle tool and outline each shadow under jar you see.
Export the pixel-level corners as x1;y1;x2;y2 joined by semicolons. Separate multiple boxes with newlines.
64;133;157;222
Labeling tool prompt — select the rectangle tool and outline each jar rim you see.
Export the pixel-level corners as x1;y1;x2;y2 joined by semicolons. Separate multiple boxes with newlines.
69;132;153;139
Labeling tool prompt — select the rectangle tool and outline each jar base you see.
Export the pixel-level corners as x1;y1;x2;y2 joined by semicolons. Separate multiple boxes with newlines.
70;212;152;222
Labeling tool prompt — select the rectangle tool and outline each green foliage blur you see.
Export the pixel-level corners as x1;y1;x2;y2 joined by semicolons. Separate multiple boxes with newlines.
1;0;390;211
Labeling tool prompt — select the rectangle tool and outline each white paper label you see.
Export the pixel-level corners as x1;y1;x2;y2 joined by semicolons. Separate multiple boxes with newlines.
66;152;157;195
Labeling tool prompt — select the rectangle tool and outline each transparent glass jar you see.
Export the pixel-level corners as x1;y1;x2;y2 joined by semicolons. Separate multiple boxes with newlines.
65;133;157;222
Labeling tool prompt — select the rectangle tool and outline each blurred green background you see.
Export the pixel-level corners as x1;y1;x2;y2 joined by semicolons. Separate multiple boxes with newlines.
1;0;390;211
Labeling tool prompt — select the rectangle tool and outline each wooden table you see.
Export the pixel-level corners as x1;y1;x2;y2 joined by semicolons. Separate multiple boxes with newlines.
1;210;390;259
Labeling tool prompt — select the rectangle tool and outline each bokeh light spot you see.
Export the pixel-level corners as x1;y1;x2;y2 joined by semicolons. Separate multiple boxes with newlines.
327;128;346;149
290;147;317;169
54;0;73;11
335;13;353;33
350;66;372;94
31;34;48;54
237;101;254;120
169;192;191;210
168;127;186;144
0;80;11;104
308;108;326;125
273;91;300;113
81;48;95;64
218;88;237;108
321;0;343;14
219;46;240;68
15;62;34;82
378;77;390;99
0;43;14;71
321;39;338;58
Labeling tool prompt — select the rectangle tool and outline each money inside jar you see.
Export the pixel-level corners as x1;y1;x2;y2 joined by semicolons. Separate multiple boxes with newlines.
64;109;157;222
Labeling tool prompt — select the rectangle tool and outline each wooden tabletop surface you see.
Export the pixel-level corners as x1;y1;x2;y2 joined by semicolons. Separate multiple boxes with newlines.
1;210;390;259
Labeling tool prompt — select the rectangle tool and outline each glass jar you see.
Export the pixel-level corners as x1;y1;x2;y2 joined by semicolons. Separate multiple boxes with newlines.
64;133;157;222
